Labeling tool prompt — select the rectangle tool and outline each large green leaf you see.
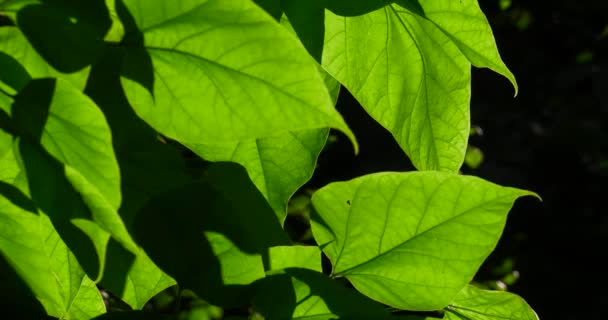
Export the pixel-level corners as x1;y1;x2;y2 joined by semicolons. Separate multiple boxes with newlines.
444;285;538;320
133;162;289;307
322;0;514;172
0;143;105;319
311;172;536;310
253;268;392;319
119;0;356;149
0;27;89;89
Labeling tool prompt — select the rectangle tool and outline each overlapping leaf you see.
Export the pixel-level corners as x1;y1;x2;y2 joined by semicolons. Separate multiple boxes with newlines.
311;172;536;310
119;0;356;148
400;0;517;92
322;6;470;172
10;78;137;256
321;0;516;172
187;19;341;224
445;285;538;320
0;138;106;319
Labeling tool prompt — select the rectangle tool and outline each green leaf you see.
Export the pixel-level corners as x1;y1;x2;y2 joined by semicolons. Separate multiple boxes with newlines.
444;285;538;320
311;172;536;310
16;0;111;72
0;148;105;319
85;47;192;309
267;246;322;272
399;0;517;93
187;129;328;223
0;27;89;89
253;268;392;320
11;78;138;254
322;5;471;172
104;0;125;42
119;0;356;150
133;162;289;307
187;19;341;224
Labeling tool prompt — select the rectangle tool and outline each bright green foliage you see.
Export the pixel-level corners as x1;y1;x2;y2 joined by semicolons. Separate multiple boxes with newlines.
445;285;538;320
322;0;515;172
119;0;356;148
267;246;322;272
0;143;105;319
0;0;539;319
187;73;338;223
311;172;535;310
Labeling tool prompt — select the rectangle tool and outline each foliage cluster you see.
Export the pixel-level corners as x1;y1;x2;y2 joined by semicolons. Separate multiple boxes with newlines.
0;0;539;319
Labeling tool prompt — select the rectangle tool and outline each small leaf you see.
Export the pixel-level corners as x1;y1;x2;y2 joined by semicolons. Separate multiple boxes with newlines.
119;0;357;149
445;285;539;320
311;172;536;310
267;246;322;272
253;268;392;319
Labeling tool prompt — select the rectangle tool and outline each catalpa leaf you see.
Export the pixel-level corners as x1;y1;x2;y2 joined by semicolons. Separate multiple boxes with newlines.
311;172;536;310
187;19;340;224
119;0;356;149
0;145;105;319
445;285;538;320
322;0;511;172
253;268;392;319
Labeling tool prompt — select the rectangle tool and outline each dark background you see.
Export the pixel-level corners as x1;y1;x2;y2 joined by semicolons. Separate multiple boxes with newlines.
306;0;607;318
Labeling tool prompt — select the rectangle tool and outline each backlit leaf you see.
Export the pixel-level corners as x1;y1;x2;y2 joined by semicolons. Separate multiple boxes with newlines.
322;0;515;171
0;144;105;319
444;285;538;320
119;0;356;149
311;172;536;310
267;246;322;272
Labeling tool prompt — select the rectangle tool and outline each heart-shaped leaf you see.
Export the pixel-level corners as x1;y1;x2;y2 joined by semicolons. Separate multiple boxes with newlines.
311;172;536;310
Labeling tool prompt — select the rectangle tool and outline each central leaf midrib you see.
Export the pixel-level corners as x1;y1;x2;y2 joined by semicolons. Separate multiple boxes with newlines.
143;46;338;121
334;193;515;276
